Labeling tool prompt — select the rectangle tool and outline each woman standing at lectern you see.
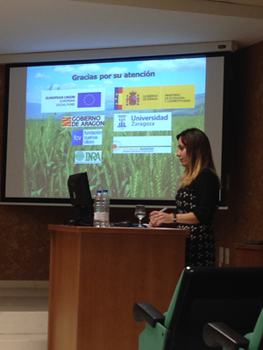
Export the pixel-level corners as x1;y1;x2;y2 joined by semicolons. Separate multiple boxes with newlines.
149;128;220;267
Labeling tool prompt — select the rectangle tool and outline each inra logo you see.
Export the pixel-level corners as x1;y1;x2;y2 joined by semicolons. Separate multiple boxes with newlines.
72;130;83;146
75;151;102;164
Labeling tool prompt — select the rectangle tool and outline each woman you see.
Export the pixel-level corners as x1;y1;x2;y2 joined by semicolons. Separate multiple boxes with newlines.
149;128;220;267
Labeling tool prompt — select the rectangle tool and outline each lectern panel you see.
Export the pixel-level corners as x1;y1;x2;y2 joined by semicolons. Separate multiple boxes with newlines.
47;226;188;350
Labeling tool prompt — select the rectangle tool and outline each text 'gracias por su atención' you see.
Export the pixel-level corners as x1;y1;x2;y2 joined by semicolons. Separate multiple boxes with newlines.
72;71;155;81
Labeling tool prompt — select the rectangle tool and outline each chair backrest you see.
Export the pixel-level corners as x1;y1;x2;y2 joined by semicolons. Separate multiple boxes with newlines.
164;267;263;350
249;307;263;350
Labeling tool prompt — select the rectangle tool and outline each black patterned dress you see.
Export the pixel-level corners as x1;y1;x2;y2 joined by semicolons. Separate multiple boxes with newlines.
175;168;219;267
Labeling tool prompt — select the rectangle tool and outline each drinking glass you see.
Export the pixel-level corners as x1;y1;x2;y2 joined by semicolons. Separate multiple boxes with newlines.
134;205;146;227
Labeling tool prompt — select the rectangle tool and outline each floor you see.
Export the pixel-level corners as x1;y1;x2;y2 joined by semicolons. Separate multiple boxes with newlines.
0;281;49;350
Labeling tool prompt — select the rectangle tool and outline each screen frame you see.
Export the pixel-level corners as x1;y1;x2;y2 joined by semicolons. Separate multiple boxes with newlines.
1;50;232;208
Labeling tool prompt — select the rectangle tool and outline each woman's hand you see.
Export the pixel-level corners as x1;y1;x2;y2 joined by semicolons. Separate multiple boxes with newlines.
149;211;174;227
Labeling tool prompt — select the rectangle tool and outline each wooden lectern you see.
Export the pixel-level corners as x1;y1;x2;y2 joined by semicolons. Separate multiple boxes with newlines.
47;225;188;350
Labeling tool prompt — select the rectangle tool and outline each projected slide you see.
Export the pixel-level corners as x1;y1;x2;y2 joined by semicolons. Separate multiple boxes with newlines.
23;57;206;200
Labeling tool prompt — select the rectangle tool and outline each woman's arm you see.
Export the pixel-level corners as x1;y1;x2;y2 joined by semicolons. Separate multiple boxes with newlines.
149;211;199;227
176;212;199;224
192;169;220;224
149;170;219;227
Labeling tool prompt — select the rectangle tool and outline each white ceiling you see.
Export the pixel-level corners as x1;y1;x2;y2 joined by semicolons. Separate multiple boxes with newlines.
1;0;263;61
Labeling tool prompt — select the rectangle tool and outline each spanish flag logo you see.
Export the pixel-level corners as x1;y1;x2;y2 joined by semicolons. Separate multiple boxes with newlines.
114;87;123;110
62;116;72;127
114;85;195;110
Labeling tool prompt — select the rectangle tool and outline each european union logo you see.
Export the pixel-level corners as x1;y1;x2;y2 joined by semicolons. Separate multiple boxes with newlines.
78;92;101;108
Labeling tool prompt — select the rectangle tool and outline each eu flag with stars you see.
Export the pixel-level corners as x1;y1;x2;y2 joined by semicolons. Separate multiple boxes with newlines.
78;92;101;108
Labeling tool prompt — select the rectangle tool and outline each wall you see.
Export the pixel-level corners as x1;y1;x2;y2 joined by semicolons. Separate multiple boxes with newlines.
213;40;263;265
0;66;73;279
1;41;263;279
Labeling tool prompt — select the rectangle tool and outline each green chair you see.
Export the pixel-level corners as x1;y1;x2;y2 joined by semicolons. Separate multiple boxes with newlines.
133;267;263;350
203;307;263;350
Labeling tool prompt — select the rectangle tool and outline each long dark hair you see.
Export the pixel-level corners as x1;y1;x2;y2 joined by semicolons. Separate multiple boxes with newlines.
176;128;220;187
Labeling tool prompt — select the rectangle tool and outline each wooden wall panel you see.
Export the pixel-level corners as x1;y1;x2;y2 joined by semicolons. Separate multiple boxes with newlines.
214;40;263;266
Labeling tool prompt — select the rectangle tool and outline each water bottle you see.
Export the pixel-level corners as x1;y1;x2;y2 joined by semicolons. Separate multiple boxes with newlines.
101;189;110;227
93;190;103;227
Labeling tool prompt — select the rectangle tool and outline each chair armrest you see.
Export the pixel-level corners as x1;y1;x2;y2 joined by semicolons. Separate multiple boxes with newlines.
133;302;166;328
203;323;249;350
